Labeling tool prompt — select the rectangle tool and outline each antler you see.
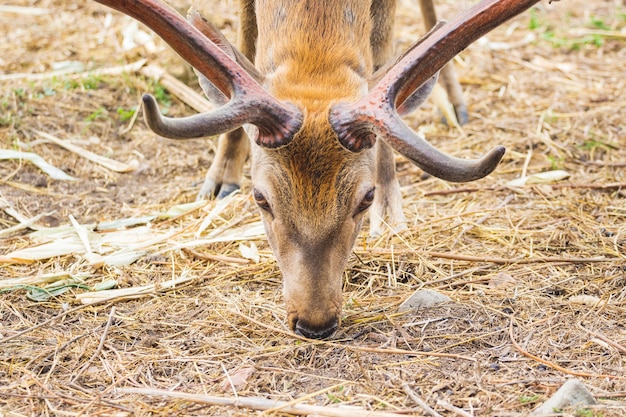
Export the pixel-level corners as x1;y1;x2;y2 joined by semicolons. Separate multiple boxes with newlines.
94;0;302;148
330;0;542;182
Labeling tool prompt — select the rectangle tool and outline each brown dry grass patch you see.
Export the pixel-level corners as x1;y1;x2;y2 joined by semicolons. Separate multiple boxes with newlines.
1;0;625;415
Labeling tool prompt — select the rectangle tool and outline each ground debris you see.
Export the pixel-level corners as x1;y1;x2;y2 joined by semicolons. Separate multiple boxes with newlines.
1;0;625;415
532;379;597;415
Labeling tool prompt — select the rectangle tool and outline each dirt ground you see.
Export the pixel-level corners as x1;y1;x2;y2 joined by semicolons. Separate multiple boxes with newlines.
1;0;625;415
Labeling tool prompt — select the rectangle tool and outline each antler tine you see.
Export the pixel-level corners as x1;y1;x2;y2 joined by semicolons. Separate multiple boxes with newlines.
331;0;542;182
386;0;543;108
95;0;302;147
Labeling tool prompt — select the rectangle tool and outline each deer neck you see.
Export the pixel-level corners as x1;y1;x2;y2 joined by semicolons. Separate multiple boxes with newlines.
255;0;374;108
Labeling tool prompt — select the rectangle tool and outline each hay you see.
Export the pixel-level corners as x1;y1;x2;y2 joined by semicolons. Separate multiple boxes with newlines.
1;0;625;415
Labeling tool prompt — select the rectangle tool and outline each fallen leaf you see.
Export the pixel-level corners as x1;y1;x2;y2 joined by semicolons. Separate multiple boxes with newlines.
239;242;260;263
506;170;570;187
33;129;139;173
569;295;606;307
488;272;516;288
0;149;75;181
220;367;255;393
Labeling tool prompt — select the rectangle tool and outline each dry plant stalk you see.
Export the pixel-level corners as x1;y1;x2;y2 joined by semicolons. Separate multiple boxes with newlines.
1;0;625;415
118;387;408;417
509;319;625;380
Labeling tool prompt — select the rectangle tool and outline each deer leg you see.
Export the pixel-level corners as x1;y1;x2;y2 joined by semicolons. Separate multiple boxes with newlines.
418;0;468;125
197;0;257;200
197;128;250;199
368;0;407;237
370;140;407;237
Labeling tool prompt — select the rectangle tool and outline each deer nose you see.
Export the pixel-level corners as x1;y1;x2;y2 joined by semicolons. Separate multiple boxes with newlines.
295;318;338;339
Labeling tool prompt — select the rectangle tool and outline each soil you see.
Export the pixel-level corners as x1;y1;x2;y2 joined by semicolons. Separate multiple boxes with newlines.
1;0;625;415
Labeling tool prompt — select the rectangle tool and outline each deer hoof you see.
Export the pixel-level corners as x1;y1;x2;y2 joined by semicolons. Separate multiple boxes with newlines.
216;183;240;199
197;179;240;200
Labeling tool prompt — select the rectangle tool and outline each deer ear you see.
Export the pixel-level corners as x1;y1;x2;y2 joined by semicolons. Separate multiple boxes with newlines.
187;7;267;107
195;70;229;105
396;73;438;117
188;8;235;105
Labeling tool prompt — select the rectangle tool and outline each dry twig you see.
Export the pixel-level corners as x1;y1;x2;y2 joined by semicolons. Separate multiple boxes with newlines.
578;323;626;355
234;309;477;361
399;382;443;417
70;306;117;383
118;387;411;417
509;319;625;380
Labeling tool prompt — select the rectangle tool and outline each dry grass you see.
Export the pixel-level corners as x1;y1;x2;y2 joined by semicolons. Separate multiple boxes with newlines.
1;0;625;415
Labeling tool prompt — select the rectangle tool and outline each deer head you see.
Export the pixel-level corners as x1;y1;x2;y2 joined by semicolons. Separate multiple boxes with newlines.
95;0;541;338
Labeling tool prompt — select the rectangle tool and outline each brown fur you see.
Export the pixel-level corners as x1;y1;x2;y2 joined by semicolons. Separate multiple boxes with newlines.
203;0;406;337
101;0;519;337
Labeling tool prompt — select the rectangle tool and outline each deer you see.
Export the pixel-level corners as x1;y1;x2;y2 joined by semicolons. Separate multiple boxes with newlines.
94;0;542;339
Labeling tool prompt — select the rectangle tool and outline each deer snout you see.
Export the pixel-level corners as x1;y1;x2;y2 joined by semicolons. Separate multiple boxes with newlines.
263;216;354;340
286;298;342;340
294;317;338;339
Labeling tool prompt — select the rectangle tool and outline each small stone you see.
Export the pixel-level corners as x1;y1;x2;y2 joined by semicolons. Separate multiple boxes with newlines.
489;363;500;371
532;379;596;415
397;289;450;313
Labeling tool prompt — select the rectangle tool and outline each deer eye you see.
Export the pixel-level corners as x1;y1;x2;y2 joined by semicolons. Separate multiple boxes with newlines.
253;189;271;213
356;188;375;214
